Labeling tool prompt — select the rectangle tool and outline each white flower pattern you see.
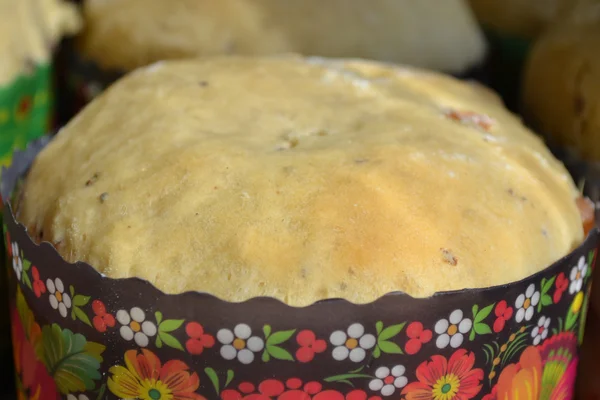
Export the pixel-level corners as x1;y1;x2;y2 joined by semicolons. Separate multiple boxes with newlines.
368;365;408;396
116;307;157;347
330;323;376;362
66;395;90;400
531;316;551;345
569;256;588;294
46;278;71;318
434;310;472;349
217;324;264;364
515;284;540;323
12;242;22;281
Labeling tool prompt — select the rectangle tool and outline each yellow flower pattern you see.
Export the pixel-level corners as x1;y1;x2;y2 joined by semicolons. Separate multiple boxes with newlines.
107;349;205;400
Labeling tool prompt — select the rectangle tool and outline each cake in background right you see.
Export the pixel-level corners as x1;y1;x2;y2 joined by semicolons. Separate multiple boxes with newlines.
521;0;600;162
520;2;600;397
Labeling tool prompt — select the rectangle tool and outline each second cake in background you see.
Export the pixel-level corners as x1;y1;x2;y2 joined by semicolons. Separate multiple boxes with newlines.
77;0;486;74
62;0;487;120
522;0;600;161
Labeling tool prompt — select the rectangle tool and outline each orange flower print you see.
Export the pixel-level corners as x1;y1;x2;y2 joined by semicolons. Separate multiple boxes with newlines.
484;333;578;400
108;349;206;400
402;349;483;400
498;347;541;399
482;347;542;400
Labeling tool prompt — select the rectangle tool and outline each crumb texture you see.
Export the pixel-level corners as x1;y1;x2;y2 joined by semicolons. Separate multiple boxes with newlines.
19;56;583;305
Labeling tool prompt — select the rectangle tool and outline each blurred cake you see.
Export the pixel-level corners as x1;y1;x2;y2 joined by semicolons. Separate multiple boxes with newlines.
522;0;600;161
0;0;80;85
77;0;486;74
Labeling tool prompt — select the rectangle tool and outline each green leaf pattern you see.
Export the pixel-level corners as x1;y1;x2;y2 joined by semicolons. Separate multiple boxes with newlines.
69;285;92;327
538;276;556;312
204;367;220;395
156;318;185;351
374;323;406;357
262;325;296;362
469;304;494;341
21;256;32;290
41;324;105;394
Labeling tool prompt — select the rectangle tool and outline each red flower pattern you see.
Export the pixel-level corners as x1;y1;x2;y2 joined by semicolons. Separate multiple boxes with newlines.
31;266;46;298
221;379;382;400
92;300;116;333
16;95;33;119
405;322;433;355
554;272;569;304
296;330;327;362
493;301;514;333
402;349;483;400
482;385;499;400
185;322;216;355
11;307;58;400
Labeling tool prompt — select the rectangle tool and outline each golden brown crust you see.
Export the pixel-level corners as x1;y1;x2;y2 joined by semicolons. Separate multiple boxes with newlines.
19;56;583;305
78;0;486;74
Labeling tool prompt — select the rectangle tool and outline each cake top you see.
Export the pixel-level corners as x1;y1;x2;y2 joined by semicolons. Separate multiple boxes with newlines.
18;56;583;305
78;0;485;74
0;0;80;85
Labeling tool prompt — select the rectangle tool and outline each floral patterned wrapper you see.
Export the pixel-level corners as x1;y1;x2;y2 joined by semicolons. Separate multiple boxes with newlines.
3;138;599;400
0;65;53;392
